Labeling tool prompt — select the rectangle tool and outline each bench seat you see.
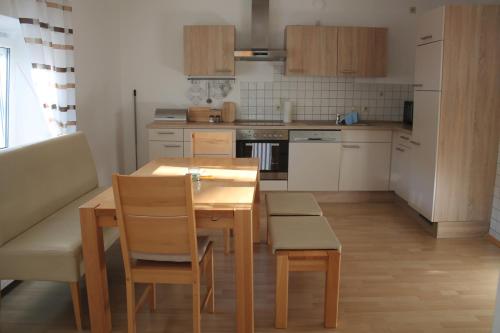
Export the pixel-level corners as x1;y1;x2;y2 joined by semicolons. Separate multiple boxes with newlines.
266;193;323;216
0;187;119;282
269;216;341;254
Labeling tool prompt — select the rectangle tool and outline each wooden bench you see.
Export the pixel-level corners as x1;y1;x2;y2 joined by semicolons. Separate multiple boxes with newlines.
269;216;342;329
265;192;323;242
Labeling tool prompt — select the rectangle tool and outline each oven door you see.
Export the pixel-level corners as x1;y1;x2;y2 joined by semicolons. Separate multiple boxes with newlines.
236;140;288;180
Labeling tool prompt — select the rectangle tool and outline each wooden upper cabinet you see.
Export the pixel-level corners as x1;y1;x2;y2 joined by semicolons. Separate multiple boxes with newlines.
285;26;338;76
184;25;235;76
338;27;388;77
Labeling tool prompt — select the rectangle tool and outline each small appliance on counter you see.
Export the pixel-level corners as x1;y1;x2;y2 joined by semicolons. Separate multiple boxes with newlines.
403;101;413;126
154;108;187;122
282;100;293;123
222;102;236;123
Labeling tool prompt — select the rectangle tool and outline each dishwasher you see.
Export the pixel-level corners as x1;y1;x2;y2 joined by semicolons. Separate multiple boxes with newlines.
288;130;342;191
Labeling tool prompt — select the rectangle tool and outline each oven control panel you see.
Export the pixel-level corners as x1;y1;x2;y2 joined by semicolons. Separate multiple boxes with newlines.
236;129;289;141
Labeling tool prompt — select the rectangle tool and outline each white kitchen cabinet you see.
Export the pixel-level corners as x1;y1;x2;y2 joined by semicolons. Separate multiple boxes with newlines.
416;6;445;45
414;41;443;91
339;142;392;191
148;128;184;160
149;141;184;160
390;132;411;201
288;142;341;191
408;91;440;220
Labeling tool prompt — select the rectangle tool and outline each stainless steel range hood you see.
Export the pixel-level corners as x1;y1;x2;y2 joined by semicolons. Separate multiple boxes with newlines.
234;0;286;61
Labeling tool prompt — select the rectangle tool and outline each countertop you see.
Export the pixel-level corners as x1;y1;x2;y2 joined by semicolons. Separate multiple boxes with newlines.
147;120;412;134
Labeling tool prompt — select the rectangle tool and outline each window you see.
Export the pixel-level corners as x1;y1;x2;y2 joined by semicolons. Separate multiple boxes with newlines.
0;47;9;149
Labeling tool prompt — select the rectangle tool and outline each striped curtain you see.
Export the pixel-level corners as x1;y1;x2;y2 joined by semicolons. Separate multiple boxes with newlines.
15;0;76;135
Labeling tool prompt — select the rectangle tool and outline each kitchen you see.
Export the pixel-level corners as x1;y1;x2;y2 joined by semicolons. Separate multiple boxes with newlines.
0;0;499;332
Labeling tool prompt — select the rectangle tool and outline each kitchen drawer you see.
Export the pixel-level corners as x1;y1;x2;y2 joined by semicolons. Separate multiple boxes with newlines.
416;6;445;46
341;130;392;143
149;141;184;160
394;131;412;148
149;128;183;141
184;128;235;142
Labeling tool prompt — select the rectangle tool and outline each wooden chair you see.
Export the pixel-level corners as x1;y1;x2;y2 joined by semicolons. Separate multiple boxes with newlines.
112;174;215;333
192;131;233;255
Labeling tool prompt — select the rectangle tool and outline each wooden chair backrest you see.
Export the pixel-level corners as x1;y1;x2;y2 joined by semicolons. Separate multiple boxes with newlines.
192;131;233;157
112;174;198;273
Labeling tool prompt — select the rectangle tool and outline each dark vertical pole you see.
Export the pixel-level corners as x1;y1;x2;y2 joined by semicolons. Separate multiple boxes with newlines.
133;89;138;170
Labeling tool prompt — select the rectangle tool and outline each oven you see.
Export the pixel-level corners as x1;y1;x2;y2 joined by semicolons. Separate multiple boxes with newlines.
236;129;289;180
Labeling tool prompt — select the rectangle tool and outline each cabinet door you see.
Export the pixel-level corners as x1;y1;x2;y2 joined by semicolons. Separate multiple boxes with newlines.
285;26;337;76
339;143;391;191
408;91;440;220
415;41;443;91
390;143;410;201
149;141;184;160
184;25;235;76
288;143;341;191
338;27;387;77
416;6;445;45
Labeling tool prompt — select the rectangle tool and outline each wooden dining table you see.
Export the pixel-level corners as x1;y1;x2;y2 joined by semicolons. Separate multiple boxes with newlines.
79;157;260;333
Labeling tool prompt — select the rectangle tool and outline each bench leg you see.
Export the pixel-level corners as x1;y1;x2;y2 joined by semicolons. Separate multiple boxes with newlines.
275;253;289;329
324;251;341;328
69;282;83;330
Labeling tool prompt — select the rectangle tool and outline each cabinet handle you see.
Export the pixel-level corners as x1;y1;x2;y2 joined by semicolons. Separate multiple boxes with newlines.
215;69;232;73
396;147;406;152
420;35;433;40
288;68;304;73
340;69;357;74
343;144;360;149
400;135;410;141
163;144;182;148
413;84;423;88
409;140;421;146
158;131;176;135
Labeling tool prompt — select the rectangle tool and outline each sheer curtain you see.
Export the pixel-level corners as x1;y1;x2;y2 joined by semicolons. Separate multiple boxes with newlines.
14;0;76;135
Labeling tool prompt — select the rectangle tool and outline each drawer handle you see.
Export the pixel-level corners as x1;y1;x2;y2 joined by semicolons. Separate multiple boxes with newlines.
400;135;410;140
409;140;421;146
340;69;357;74
396;147;406;152
163;144;182;148
420;35;433;40
215;69;233;73
158;131;176;135
343;144;360;149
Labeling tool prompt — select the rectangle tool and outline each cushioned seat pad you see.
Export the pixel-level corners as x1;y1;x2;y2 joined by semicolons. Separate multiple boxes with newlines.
0;187;119;282
266;193;322;216
132;236;210;263
269;216;341;254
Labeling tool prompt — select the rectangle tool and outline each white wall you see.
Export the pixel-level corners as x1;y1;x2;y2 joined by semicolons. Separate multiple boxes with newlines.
73;0;122;186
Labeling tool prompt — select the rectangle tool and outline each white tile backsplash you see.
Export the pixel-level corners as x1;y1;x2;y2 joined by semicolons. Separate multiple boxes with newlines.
490;143;500;241
237;63;413;121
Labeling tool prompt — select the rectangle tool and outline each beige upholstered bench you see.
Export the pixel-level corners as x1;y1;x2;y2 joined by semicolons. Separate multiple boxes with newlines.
265;192;323;242
269;216;342;329
0;132;119;330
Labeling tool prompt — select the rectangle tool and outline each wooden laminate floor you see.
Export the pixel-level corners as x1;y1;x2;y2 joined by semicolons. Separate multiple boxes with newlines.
0;201;499;333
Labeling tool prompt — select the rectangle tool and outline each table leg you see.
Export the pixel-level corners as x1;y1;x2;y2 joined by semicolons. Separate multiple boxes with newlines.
252;180;261;244
233;209;254;333
80;207;112;333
